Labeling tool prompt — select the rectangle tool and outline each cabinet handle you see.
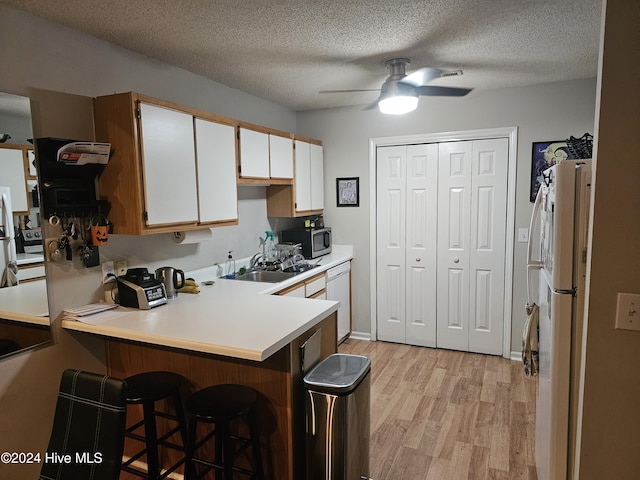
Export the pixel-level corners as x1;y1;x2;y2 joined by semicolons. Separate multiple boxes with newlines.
416;258;422;262
453;257;460;263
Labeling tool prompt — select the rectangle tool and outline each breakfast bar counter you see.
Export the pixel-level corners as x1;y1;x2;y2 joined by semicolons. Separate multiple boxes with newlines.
59;250;351;480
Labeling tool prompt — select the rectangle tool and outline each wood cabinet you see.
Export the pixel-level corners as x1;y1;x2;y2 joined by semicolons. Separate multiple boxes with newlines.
25;149;37;180
266;137;324;217
16;262;45;282
93;92;238;235
237;124;294;184
0;144;29;213
106;313;338;480
275;271;326;299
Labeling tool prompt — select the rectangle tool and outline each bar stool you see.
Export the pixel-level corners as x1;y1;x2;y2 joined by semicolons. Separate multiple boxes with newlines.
185;384;264;480
121;371;189;479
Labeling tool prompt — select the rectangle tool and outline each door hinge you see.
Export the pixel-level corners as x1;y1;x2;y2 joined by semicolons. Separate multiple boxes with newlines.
237;165;241;174
143;211;148;221
136;108;141;119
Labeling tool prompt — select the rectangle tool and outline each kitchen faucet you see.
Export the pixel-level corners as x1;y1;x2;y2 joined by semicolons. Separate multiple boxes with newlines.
249;252;265;270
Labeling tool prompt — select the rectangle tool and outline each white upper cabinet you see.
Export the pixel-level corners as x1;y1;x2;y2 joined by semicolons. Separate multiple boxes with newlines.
195;118;238;223
0;145;29;213
269;134;294;179
94;92;240;235
139;102;199;226
310;143;324;210
294;140;324;213
238;127;270;179
294;140;312;211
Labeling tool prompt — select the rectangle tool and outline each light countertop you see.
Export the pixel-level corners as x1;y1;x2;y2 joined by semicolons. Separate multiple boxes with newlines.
16;252;44;266
62;245;353;361
0;279;50;325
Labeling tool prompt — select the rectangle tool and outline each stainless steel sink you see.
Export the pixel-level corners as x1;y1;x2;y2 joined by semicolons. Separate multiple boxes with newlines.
282;264;318;274
227;263;319;283
230;269;297;283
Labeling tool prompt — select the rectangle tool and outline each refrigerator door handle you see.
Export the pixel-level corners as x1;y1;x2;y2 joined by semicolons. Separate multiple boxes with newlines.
527;187;544;269
1;192;17;264
527;188;544;304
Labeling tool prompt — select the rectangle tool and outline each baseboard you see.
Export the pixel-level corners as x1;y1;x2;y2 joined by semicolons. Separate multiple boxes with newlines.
348;331;371;341
510;350;522;362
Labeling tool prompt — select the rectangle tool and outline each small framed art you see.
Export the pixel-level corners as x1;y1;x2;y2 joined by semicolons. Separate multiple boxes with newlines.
336;177;359;207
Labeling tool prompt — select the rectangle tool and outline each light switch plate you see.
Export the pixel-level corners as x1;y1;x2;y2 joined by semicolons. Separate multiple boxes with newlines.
518;228;529;243
615;293;640;331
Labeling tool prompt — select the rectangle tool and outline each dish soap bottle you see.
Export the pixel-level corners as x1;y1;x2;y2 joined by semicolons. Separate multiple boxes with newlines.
224;251;236;279
265;231;277;263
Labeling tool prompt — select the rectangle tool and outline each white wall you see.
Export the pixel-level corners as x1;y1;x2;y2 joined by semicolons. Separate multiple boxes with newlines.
297;78;597;350
0;5;297;478
575;0;640;477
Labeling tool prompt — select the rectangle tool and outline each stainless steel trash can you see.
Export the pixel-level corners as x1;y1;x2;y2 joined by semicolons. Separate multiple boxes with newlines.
304;353;371;480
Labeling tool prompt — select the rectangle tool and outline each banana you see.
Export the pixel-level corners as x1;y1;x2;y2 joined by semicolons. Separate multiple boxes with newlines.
178;281;200;294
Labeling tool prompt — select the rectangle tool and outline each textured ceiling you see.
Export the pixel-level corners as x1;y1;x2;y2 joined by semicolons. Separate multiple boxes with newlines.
4;0;602;111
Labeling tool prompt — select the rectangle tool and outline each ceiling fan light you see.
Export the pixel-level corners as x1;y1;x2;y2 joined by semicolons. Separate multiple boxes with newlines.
378;95;419;115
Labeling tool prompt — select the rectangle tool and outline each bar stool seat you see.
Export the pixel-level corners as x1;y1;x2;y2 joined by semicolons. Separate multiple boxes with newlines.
185;384;264;480
122;371;189;479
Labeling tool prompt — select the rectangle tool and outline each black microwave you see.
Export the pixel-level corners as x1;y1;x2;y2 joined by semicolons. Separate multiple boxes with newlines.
281;227;332;259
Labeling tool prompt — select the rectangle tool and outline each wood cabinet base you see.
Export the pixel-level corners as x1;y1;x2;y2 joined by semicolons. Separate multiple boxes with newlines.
106;312;337;480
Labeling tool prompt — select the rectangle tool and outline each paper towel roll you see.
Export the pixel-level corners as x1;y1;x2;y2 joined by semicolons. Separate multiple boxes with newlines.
172;229;213;244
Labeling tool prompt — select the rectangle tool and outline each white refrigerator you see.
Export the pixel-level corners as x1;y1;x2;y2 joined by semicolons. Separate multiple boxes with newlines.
527;159;592;480
1;186;18;287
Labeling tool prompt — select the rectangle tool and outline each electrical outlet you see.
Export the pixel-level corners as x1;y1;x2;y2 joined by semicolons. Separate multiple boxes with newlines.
615;293;640;331
115;260;128;276
101;261;116;284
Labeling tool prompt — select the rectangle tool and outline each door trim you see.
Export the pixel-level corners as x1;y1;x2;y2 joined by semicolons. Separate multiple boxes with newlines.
369;127;518;358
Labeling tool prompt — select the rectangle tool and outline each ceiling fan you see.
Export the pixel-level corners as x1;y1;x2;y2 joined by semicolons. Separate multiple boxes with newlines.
320;58;472;114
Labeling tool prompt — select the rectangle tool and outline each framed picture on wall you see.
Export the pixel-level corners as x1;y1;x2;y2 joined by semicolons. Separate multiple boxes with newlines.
336;177;359;207
530;140;570;202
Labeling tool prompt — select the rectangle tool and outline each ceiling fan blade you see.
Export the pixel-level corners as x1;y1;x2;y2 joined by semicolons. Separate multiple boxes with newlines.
319;89;380;94
399;67;444;87
416;85;473;97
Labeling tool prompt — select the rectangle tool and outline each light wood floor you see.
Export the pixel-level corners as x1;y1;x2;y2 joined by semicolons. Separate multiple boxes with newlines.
121;339;537;480
338;339;538;480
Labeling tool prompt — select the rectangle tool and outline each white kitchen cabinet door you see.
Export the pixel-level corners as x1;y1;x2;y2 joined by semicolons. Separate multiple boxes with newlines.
0;146;29;213
239;128;270;178
294;140;311;211
310;143;324;210
139;103;198;226
194;118;238;223
282;284;305;298
269;134;293;179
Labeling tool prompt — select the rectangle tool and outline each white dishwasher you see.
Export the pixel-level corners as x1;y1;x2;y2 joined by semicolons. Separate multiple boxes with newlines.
325;261;351;344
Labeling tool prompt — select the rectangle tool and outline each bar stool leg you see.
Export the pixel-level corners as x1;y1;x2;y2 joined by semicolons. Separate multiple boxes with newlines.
142;400;160;479
172;390;189;449
185;418;197;480
221;420;233;480
248;410;265;479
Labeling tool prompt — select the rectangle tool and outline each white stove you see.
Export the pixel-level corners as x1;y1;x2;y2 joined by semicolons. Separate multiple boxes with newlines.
20;227;44;254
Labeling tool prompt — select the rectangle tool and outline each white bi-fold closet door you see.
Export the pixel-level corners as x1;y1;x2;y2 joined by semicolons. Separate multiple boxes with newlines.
376;138;508;355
